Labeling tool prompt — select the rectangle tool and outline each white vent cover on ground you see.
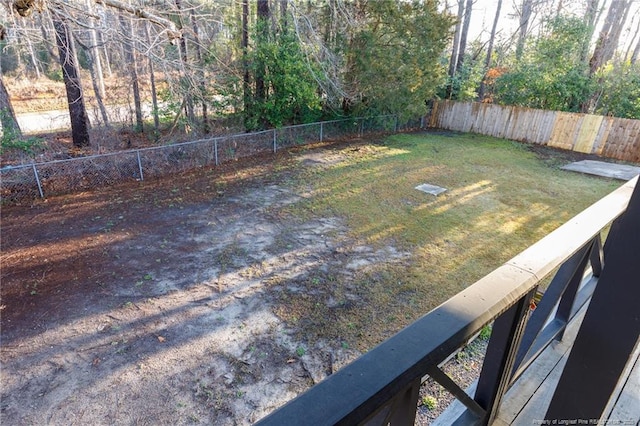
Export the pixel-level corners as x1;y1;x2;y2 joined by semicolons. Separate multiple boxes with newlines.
415;183;447;196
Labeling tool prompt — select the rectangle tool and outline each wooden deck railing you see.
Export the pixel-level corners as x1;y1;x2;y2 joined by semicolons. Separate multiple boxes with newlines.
256;176;638;425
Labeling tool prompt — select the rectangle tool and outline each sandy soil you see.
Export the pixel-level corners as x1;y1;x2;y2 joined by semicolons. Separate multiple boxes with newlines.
0;142;422;425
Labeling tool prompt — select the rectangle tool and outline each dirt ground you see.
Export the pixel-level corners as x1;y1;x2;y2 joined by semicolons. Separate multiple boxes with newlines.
2;140;449;425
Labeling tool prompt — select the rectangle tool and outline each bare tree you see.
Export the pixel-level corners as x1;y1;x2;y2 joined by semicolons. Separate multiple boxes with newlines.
447;0;465;98
589;0;633;75
632;24;640;64
255;0;270;105
74;35;110;126
85;0;105;99
478;0;503;101
18;16;42;78
119;14;143;132
515;0;535;60
144;21;160;132
190;7;208;132
53;15;90;147
580;0;602;63
174;0;195;125
455;0;474;75
37;10;58;65
624;10;640;62
242;0;250;119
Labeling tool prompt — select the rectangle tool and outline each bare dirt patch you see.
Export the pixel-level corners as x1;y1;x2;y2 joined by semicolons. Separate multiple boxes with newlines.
1;142;413;425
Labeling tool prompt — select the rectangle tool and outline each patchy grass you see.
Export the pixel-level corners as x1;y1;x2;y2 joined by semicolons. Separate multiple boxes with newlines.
281;132;619;349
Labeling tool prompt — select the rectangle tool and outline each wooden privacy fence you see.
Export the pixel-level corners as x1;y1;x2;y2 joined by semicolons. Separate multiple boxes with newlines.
428;100;640;163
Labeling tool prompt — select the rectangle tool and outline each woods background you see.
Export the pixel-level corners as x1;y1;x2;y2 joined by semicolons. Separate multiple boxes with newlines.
0;0;639;156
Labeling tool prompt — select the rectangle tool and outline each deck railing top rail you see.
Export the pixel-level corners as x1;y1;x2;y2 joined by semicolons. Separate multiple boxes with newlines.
257;176;638;425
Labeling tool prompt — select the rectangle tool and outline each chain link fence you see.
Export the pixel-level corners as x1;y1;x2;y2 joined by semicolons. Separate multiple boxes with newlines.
1;115;424;203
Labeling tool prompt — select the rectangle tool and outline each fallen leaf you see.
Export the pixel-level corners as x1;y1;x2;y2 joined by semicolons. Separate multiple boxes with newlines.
286;358;296;364
157;336;166;343
92;357;101;366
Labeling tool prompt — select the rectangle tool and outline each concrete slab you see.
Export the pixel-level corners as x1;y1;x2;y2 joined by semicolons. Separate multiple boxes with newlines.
561;160;640;181
415;183;447;196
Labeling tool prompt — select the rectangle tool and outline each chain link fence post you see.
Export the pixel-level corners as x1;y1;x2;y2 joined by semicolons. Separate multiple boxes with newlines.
320;122;324;142
273;128;277;153
136;150;144;181
32;164;44;198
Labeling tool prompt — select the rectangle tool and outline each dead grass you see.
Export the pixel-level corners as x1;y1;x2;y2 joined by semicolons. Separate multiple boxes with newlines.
279;133;620;350
4;74;160;114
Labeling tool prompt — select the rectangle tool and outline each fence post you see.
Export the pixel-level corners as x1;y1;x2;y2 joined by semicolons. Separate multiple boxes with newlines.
32;164;44;198
273;129;277;153
395;115;399;133
136;150;144;181
214;139;219;166
420;116;425;129
320;122;324;142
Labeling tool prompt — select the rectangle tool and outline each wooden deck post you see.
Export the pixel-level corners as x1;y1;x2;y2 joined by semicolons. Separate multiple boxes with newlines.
545;180;640;422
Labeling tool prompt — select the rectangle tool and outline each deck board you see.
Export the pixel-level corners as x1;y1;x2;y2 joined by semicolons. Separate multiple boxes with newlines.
604;344;640;424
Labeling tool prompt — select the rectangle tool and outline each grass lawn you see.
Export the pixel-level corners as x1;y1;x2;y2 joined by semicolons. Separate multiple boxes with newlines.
278;132;620;350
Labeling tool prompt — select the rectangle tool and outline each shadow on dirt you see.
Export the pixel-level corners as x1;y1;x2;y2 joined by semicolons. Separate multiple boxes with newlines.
1;143;398;425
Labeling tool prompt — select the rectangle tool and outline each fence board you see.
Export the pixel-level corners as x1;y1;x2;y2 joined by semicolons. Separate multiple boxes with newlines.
602;118;640;163
573;115;603;154
548;112;581;150
430;101;640;163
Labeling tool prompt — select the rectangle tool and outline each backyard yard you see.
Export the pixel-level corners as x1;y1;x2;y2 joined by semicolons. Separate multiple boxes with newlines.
0;132;620;424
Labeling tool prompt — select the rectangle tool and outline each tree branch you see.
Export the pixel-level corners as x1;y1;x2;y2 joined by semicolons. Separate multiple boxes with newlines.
12;0;181;40
94;0;182;40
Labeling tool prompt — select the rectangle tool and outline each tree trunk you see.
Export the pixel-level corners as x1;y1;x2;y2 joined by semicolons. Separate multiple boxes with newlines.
242;0;251;124
624;16;640;63
581;0;601;64
53;18;90;148
190;8;208;133
98;23;113;77
478;0;503;102
144;22;160;133
38;12;57;67
86;0;106;99
589;0;632;76
516;0;534;60
255;0;270;106
280;0;288;32
582;0;633;113
75;36;110;127
631;29;640;64
455;0;473;75
0;75;22;138
9;14;24;72
606;1;633;60
324;0;338;47
119;15;143;132
20;18;41;79
555;0;564;19
446;0;464;98
175;0;195;126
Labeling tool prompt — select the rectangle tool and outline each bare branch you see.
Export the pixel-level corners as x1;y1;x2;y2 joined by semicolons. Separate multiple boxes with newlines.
94;0;181;40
